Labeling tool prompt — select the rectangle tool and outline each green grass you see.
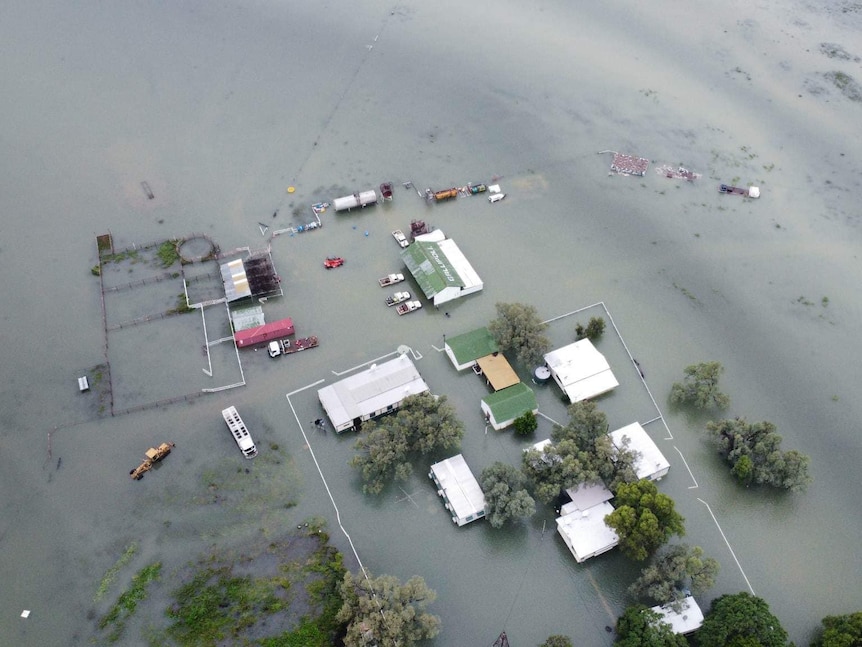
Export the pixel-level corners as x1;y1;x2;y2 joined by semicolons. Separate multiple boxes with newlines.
94;542;138;602
156;240;181;268
99;561;162;642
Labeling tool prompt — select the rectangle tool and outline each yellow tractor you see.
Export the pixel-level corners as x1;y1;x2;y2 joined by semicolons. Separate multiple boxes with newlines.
129;442;175;480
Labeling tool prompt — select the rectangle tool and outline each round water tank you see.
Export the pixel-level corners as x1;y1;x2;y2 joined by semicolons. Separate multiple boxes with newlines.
534;366;551;384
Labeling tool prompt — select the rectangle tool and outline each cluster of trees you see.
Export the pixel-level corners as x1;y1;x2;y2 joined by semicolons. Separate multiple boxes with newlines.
575;316;606;341
707;417;812;492
479;462;536;528
488;302;550;367
604;479;686;562
521;401;640;505
670;361;730;409
336;570;440;646
670;361;812;492
349;393;464;494
628;543;719;606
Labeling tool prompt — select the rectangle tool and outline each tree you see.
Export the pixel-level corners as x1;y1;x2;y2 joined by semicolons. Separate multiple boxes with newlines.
614;605;688;647
575;316;606;341
696;592;790;647
522;402;640;503
604;480;685;561
350;393;464;494
488;302;551;367
336;570;441;647
552;400;609;448
707;418;812;492
811;611;862;647
513;410;538;437
540;636;573;647
480;462;536;528
670;361;730;409
628;544;719;606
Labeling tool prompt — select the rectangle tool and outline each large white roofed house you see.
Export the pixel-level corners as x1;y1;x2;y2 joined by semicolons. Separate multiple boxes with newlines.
317;354;430;433
400;230;483;307
429;454;487;526
543;338;619;403
609;422;670;481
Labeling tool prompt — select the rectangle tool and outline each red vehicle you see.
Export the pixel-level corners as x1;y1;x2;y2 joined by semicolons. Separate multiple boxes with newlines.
324;256;345;269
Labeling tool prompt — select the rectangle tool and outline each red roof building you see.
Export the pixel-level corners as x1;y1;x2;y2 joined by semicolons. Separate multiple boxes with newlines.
234;318;295;348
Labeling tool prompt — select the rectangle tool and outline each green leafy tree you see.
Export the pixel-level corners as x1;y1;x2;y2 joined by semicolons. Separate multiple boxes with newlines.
811;611;862;647
540;635;574;647
336;570;441;647
707;418;812;492
670;361;730;409
696;592;790;647
513;410;538;437
522;403;640;503
488;302;551;367
615;604;688;647
605;480;685;561
480;462;536;528
576;316;606;341
628;544;719;606
350;393;464;494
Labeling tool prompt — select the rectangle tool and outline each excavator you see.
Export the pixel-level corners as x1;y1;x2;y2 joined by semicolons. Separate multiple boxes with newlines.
129;442;175;480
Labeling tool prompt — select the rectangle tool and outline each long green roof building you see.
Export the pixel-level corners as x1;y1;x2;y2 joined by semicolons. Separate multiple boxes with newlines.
400;230;483;307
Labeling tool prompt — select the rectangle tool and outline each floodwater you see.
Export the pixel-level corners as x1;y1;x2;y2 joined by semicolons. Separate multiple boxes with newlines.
2;1;861;645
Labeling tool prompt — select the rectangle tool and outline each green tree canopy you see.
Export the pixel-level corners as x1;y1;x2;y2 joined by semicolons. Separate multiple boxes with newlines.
488;302;551;367
480;461;536;528
350;393;464;495
628;544;720;606
540;635;574;647
614;604;688;647
605;480;685;561
670;361;730;409
513;410;538;437
707;418;812;492
696;592;790;647
522;403;640;504
811;611;862;647
336;570;441;647
575;316;606;341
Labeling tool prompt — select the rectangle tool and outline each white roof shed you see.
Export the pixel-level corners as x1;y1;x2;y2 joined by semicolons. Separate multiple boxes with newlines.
649;596;705;635
555;501;619;563
317;354;430;433
429;454;486;526
609;422;670;481
543;339;619;403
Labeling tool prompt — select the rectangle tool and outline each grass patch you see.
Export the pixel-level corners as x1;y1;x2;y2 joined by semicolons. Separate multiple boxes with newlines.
99;561;162;642
157;240;181;268
94;542;138;602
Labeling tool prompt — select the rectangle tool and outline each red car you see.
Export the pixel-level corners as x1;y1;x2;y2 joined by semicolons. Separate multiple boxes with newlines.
324;257;344;269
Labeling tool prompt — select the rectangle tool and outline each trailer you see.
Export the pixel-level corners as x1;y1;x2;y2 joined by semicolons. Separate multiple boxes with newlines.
434;188;458;201
333;189;378;212
268;335;320;358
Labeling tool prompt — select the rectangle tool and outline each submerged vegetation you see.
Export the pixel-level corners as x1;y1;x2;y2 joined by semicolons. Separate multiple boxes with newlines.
98;561;162;643
94;542;139;602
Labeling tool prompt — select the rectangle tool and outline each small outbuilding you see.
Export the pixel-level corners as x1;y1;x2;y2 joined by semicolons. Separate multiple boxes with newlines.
609;422;670;481
444;327;499;371
317;354;430;433
543;339;619;403
429;454;486;526
649;596;704;635
481;382;537;431
555;500;619;563
400;230;483;307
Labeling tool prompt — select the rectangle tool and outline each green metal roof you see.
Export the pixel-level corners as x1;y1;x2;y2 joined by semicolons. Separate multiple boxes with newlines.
401;241;465;299
482;382;537;423
446;328;499;365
